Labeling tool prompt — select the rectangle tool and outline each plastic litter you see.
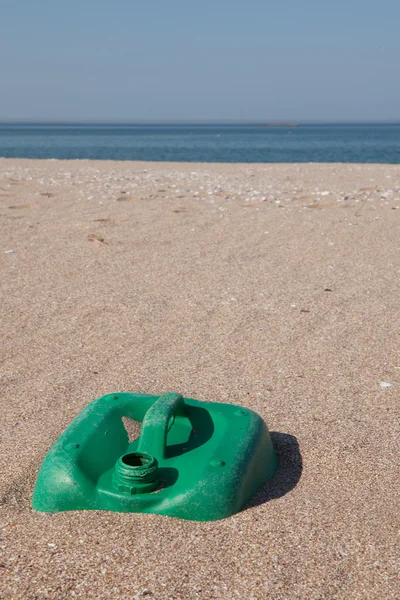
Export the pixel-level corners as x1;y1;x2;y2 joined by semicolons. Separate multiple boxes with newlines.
32;391;278;521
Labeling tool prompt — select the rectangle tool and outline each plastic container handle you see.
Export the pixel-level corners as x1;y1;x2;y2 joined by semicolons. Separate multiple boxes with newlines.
138;392;185;459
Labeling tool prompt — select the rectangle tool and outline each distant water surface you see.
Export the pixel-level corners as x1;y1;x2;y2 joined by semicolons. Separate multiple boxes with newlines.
0;123;399;163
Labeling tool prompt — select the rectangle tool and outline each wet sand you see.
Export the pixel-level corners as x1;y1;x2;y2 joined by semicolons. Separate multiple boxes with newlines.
1;159;400;599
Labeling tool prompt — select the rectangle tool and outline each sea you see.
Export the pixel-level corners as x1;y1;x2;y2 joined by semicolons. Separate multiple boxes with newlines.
0;123;399;164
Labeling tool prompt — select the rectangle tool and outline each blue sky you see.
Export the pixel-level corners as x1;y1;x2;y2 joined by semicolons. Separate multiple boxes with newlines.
1;0;399;122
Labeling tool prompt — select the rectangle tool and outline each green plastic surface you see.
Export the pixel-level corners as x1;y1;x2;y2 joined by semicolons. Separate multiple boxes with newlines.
32;392;278;521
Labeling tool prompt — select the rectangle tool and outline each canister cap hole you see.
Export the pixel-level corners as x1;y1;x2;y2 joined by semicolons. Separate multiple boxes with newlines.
121;452;150;467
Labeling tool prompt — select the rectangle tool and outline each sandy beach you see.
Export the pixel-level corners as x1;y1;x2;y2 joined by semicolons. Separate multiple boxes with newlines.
1;158;399;599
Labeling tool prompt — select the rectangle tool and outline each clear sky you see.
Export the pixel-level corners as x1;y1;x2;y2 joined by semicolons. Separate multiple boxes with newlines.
1;0;399;122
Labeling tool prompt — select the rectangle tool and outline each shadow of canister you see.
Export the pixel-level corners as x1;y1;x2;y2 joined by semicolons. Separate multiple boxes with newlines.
244;432;302;510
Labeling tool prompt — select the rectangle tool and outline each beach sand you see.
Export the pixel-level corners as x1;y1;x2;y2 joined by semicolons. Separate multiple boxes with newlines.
1;158;399;599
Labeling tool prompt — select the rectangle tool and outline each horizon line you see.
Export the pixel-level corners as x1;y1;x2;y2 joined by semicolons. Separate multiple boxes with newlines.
1;119;400;126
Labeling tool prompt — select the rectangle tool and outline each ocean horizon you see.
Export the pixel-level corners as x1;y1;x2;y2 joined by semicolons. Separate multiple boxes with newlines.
1;122;399;163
